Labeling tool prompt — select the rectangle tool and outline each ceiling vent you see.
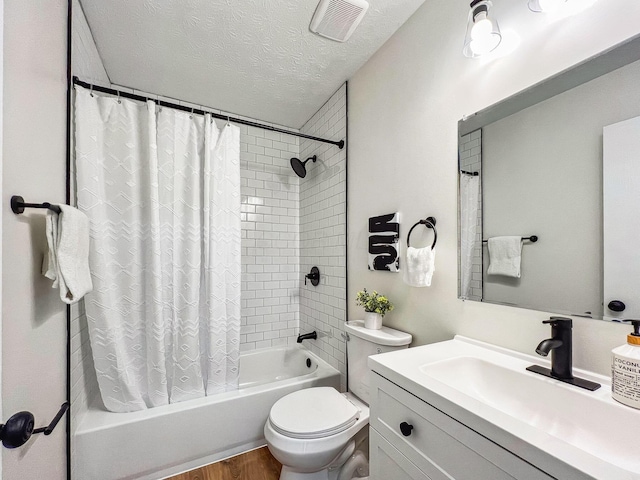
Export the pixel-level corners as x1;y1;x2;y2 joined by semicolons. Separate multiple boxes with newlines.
310;0;370;43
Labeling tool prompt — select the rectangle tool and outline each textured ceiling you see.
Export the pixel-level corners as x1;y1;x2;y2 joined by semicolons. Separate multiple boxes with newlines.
79;0;426;128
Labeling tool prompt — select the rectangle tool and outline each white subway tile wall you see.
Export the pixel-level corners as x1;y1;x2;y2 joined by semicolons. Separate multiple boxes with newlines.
299;85;348;390
459;129;483;301
240;126;302;351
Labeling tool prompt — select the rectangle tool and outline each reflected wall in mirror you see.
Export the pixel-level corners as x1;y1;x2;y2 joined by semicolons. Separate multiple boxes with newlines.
458;35;640;321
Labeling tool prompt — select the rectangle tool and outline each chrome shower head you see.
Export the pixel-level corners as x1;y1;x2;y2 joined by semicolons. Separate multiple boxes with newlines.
290;155;317;178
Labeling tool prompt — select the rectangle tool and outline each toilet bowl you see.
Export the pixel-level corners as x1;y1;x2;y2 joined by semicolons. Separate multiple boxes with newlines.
264;388;369;479
264;321;412;480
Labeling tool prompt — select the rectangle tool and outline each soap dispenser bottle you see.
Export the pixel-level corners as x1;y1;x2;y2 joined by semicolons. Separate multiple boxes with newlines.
612;320;640;409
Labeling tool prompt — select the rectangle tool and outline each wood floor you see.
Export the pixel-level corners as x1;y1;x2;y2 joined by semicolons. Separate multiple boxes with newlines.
166;447;282;480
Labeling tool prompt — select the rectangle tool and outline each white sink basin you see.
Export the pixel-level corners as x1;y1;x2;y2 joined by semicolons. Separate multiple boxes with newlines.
369;336;640;480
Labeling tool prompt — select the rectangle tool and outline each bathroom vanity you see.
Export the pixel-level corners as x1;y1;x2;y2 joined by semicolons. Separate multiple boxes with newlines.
368;336;640;480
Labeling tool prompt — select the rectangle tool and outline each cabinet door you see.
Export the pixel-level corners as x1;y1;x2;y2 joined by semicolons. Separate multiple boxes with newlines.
370;428;433;480
370;373;554;480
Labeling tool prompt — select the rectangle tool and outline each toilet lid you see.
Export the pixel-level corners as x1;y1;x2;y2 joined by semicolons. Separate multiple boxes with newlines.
269;387;360;439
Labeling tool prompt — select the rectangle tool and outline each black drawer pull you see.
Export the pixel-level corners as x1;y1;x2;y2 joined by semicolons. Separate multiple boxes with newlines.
399;421;413;437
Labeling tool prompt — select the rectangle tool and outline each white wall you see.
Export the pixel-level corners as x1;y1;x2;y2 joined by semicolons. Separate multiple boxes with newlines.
348;0;640;376
482;58;640;317
2;0;68;478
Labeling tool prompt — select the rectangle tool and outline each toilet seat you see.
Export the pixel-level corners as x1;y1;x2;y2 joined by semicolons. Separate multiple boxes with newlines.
269;387;360;439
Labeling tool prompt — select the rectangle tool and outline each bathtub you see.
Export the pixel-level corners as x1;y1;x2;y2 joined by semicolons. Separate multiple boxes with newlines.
74;345;340;480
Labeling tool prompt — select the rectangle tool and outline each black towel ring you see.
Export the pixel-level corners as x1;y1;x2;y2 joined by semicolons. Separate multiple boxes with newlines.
407;216;437;249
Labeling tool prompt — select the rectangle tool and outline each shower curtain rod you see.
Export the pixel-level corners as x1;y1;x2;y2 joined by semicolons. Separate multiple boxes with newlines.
73;77;345;149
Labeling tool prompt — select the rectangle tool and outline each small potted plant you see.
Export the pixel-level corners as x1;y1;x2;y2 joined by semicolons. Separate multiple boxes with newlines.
355;288;394;330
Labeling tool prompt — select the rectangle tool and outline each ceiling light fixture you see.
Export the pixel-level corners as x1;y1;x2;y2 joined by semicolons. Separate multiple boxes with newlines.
463;0;502;58
528;0;567;12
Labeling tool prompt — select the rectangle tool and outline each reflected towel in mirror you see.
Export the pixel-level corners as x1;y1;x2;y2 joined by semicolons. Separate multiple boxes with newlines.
487;236;522;278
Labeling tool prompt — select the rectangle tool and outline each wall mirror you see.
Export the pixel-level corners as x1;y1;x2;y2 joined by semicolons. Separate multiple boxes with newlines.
458;35;640;321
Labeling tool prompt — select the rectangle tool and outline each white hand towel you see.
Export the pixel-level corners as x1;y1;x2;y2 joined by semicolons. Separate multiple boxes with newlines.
403;246;436;287
43;212;60;286
43;205;93;304
487;236;522;278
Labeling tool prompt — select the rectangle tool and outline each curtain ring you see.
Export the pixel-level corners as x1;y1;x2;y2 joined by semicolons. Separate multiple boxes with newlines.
117;90;121;104
190;107;194;119
89;83;94;97
226;115;231;127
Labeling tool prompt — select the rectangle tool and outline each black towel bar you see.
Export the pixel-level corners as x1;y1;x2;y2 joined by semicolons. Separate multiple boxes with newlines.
407;216;437;249
482;236;538;243
10;195;61;215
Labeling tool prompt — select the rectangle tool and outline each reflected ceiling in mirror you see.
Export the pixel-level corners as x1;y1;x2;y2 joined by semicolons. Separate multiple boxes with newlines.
458;34;640;321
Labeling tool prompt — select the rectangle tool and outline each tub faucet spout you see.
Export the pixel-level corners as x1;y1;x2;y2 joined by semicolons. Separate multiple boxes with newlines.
297;331;317;343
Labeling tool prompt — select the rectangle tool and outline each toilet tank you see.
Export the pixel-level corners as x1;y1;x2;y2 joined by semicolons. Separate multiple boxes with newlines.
345;320;412;404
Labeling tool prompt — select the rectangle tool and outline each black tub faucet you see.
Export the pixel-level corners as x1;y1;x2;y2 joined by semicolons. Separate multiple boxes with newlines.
526;316;601;391
297;331;317;343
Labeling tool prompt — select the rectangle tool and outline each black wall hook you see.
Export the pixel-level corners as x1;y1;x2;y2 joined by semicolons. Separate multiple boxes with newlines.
0;402;69;449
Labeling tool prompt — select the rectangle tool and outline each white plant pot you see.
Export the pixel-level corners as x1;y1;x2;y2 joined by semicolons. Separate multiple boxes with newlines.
364;312;382;330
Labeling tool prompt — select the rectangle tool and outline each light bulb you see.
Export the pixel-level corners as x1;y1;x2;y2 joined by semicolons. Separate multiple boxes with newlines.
471;16;493;40
463;0;502;58
470;32;501;55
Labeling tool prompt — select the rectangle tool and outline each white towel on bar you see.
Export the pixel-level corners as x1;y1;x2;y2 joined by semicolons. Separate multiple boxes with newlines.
43;205;93;304
403;246;436;287
487;236;522;278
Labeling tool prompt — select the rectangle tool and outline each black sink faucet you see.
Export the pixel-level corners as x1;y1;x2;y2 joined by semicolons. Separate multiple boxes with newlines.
526;316;601;391
535;317;573;379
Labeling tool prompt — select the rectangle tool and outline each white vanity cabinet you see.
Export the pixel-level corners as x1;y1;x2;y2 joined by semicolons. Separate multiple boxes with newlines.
369;372;554;480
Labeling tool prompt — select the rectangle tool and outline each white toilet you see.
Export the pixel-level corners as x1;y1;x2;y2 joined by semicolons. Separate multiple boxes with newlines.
264;320;412;480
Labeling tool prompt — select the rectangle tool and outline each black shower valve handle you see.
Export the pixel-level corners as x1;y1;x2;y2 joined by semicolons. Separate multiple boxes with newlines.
305;266;320;286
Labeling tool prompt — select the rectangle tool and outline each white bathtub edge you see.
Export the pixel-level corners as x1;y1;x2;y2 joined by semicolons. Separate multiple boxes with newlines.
74;346;340;480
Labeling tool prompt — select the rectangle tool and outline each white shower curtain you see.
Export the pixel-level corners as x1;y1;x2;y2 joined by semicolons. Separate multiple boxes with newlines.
75;87;241;413
459;174;480;299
